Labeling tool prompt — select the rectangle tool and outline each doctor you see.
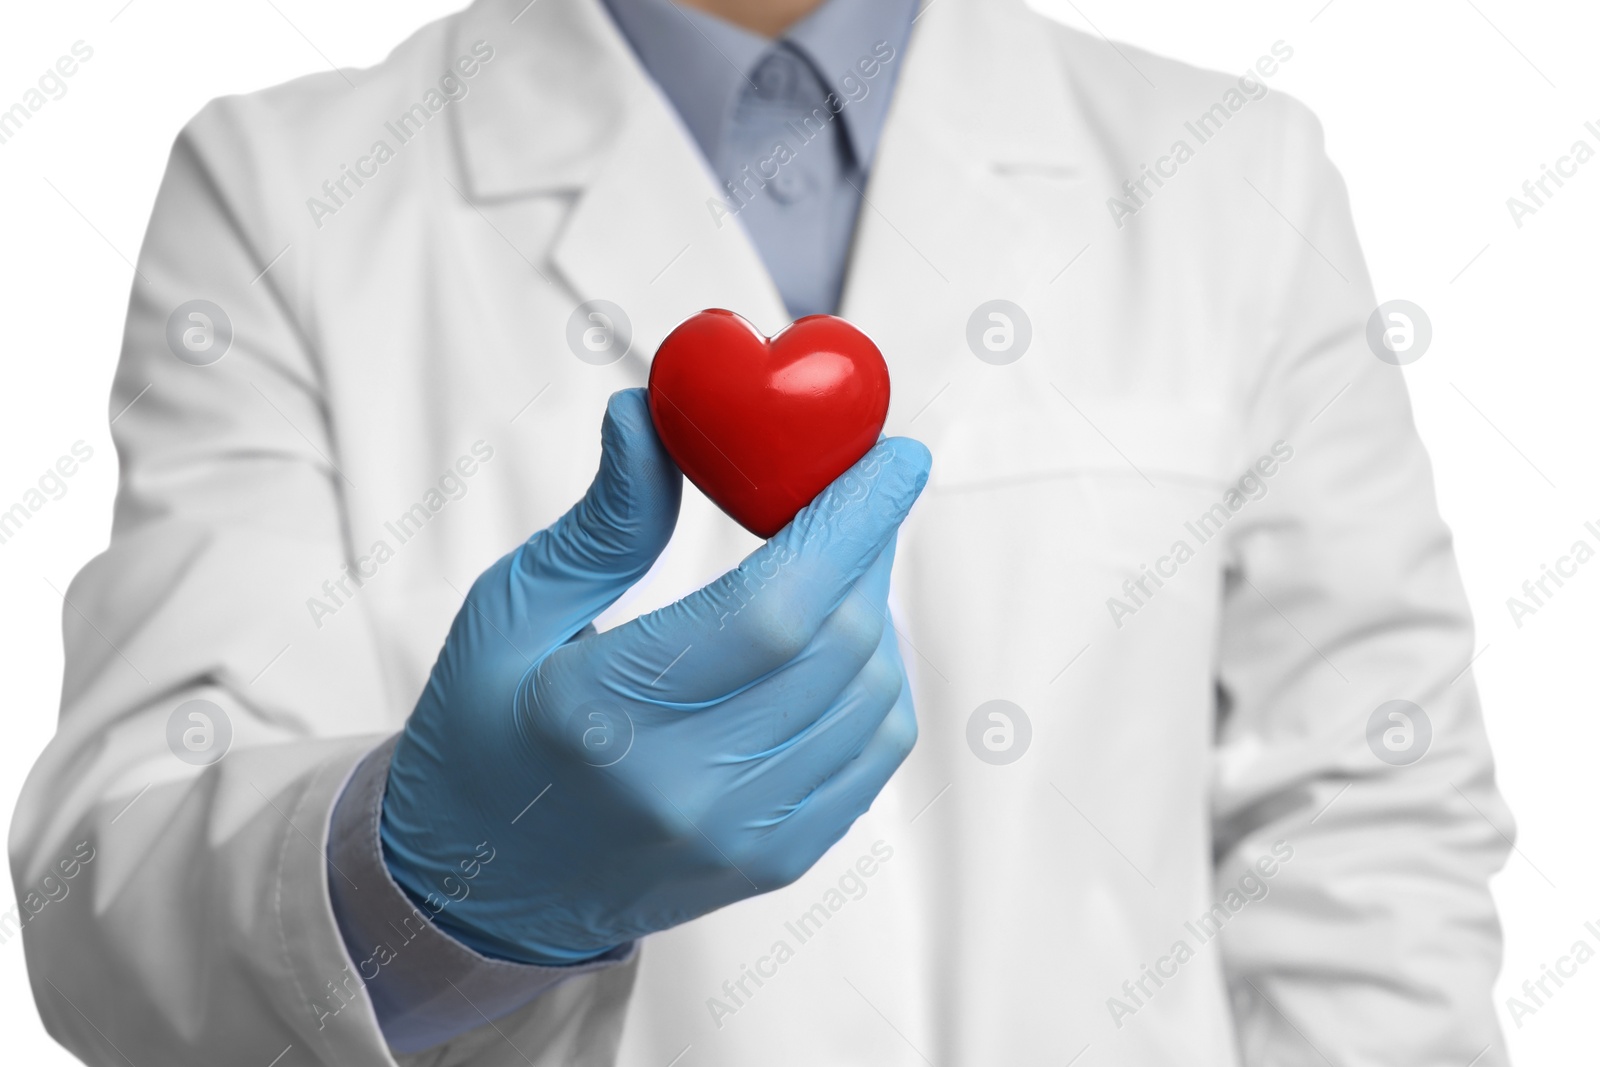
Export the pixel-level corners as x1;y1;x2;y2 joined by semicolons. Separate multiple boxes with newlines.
12;0;1513;1063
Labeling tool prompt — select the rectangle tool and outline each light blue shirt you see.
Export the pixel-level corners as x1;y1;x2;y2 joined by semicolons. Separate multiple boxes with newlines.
601;0;919;317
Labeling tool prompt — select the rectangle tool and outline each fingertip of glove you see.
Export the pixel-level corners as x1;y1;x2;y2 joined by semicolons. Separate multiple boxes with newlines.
871;437;932;517
600;390;674;481
882;437;931;492
777;437;930;556
603;388;655;445
580;389;681;555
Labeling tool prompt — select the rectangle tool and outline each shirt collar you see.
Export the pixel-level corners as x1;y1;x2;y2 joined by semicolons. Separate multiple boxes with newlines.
784;0;916;168
599;0;917;171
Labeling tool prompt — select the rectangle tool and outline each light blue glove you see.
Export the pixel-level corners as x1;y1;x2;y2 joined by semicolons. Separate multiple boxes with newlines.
380;388;930;964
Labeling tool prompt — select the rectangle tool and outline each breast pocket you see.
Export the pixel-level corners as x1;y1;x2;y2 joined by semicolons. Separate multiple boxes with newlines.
932;394;1235;497
902;391;1252;675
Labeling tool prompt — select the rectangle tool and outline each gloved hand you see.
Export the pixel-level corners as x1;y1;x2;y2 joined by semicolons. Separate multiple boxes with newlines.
380;388;930;964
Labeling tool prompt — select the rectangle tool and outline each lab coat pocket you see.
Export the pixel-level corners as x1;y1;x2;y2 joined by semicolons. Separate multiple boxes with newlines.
914;393;1250;624
931;395;1234;495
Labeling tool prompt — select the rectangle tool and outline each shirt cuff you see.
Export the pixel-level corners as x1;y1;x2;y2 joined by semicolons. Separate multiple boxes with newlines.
326;735;637;1055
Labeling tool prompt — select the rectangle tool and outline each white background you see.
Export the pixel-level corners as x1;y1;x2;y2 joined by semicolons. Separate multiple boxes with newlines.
0;0;1594;1062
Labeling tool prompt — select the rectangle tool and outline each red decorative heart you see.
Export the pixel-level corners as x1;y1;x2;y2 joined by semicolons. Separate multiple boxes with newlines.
648;310;891;539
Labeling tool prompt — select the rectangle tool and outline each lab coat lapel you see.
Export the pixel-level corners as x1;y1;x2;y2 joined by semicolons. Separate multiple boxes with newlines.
547;97;793;353
449;0;789;359
448;0;1092;379
840;0;1097;429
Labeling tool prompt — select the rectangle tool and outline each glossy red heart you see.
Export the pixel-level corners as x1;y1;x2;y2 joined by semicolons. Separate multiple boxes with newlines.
647;310;891;539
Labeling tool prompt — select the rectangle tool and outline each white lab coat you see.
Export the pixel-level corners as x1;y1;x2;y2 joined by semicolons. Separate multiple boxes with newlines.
11;0;1513;1063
